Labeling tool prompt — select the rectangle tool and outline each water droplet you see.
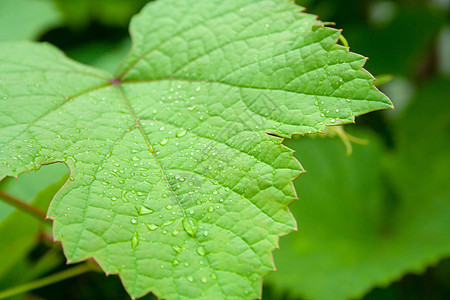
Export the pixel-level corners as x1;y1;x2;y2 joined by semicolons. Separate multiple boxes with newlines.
137;206;154;215
165;204;173;210
210;273;217;280
203;231;209;237
197;246;206;256
172;259;180;266
176;128;187;138
160;138;169;146
160;126;165;131
182;218;197;237
162;219;174;227
130;218;137;224
208;206;214;212
195;86;201;92
201;277;208;283
187;276;194;282
146;224;158;231
189;209;194;215
131;232;139;249
172;245;182;253
121;190;130;203
330;119;336;123
172;229;180;236
212;190;218;195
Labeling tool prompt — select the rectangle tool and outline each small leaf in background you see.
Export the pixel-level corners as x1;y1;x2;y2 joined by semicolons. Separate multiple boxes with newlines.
0;0;391;298
0;164;68;222
53;0;149;28
0;164;68;280
0;0;62;42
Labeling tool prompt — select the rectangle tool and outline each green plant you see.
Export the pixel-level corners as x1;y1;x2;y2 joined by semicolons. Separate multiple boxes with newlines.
0;0;394;299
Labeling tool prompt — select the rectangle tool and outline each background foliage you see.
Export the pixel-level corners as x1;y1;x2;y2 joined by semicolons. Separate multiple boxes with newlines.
0;0;448;299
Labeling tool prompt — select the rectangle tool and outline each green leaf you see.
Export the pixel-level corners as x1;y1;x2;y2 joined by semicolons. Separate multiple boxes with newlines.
0;0;391;298
0;166;68;279
0;0;62;42
0;164;68;222
266;78;450;300
53;0;148;27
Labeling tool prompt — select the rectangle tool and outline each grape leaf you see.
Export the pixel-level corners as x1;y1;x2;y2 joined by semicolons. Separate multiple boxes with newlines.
266;79;450;300
0;0;391;298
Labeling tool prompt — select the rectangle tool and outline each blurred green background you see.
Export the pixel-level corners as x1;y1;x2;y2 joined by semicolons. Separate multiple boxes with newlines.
0;0;449;299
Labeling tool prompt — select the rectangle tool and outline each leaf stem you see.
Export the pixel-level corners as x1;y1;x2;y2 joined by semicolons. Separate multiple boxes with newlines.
0;263;93;299
0;190;48;223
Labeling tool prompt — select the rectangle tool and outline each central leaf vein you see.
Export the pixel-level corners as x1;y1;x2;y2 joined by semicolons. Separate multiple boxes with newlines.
113;84;225;294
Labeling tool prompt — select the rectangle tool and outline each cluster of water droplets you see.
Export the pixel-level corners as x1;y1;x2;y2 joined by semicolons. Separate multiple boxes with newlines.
313;96;352;124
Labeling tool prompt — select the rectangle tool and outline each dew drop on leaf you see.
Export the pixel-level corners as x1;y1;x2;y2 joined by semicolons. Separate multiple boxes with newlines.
162;219;174;227
121;190;130;203
137;206;154;215
176;128;187;137
160;138;168;145
146;224;158;231
172;245;182;253
197;246;206;256
131;232;139;249
182;218;197;237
